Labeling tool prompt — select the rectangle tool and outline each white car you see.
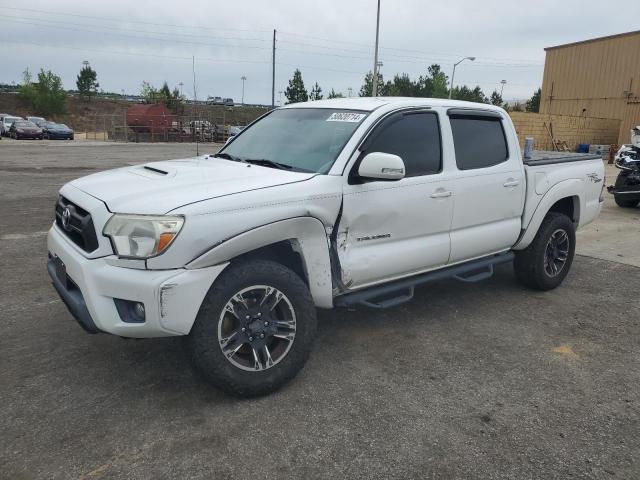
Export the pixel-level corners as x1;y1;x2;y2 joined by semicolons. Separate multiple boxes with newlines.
47;97;605;396
1;115;22;136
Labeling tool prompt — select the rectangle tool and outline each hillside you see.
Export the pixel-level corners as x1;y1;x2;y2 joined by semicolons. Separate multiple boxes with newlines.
0;93;268;132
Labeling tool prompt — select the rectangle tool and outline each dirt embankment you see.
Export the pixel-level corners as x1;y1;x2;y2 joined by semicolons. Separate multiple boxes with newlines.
0;92;267;132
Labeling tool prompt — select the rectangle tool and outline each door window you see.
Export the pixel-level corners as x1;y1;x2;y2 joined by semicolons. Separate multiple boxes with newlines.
450;116;508;170
364;112;442;177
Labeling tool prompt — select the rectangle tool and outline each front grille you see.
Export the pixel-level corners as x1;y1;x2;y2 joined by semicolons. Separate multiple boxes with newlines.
55;196;99;252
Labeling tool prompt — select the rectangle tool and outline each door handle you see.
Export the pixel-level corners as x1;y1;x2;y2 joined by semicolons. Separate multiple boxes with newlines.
503;180;520;187
430;190;452;198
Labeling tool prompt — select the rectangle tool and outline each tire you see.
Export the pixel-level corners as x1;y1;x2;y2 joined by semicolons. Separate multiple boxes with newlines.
514;212;576;291
614;196;639;208
185;260;317;397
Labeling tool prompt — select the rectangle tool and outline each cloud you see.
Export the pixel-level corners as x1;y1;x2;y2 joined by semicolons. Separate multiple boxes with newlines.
0;0;638;103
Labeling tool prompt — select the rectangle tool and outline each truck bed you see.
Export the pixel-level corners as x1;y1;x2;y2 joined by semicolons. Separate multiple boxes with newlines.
523;151;601;166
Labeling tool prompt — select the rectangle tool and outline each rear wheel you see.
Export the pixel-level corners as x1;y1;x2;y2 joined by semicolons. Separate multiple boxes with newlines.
185;260;317;397
614;196;639;208
514;212;576;291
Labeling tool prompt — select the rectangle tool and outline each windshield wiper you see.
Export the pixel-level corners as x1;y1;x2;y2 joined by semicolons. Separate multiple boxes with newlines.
244;158;293;170
213;152;247;163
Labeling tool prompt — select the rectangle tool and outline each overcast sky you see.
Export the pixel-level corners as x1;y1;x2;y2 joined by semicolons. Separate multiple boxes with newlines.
1;0;638;104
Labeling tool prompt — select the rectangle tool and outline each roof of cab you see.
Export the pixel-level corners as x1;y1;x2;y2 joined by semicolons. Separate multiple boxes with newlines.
280;96;506;113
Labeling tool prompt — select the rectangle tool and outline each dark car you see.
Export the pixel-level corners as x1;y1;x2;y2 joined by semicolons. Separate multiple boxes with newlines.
9;120;42;140
41;122;74;140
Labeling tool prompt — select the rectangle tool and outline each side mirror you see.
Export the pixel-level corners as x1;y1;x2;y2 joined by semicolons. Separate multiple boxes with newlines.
358;152;405;181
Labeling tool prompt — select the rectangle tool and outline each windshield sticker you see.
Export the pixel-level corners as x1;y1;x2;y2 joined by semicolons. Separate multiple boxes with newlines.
326;112;366;123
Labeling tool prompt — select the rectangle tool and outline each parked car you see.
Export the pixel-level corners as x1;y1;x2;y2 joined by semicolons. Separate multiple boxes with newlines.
1;115;22;136
0;114;9;135
9;120;42;139
41;122;74;140
27;116;46;125
228;125;244;137
47;98;605;397
607;125;640;208
224;98;234;106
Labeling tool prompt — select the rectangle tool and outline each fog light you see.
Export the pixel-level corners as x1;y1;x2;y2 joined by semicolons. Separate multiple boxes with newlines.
114;299;146;323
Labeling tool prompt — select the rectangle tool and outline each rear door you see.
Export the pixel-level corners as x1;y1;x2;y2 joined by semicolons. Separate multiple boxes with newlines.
447;109;525;263
339;109;454;288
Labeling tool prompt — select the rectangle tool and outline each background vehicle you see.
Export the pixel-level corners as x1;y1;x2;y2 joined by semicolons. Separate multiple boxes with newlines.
607;126;640;208
0;113;9;135
27;116;46;124
41;122;74;140
9;120;42;140
224;98;234;106
47;98;604;397
1;115;22;136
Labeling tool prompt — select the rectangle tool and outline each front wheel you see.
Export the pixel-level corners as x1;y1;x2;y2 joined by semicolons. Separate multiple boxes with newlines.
185;260;317;397
614;196;639;208
514;212;576;291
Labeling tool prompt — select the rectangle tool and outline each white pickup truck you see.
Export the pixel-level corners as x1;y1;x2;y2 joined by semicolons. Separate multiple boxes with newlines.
47;98;605;396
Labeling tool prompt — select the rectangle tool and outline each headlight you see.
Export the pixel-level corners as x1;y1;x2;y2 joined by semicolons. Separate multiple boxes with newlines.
103;214;184;259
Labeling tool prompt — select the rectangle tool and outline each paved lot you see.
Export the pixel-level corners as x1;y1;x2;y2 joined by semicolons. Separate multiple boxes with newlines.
1;141;639;479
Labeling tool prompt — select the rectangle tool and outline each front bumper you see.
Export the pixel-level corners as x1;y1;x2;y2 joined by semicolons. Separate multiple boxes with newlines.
47;225;228;337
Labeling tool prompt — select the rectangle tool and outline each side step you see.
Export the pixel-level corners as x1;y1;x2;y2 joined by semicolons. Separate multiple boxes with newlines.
334;252;514;309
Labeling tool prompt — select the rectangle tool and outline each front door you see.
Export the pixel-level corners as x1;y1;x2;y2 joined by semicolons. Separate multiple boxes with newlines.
339;110;454;289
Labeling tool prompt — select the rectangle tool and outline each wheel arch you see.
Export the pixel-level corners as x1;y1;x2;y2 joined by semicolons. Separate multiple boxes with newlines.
186;217;334;308
513;179;583;251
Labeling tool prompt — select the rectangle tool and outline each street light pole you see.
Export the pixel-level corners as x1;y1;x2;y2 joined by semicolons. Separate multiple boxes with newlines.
500;79;507;97
241;76;247;105
449;56;476;99
372;0;381;97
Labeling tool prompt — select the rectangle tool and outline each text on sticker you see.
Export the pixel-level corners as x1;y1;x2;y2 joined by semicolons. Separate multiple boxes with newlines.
327;112;366;122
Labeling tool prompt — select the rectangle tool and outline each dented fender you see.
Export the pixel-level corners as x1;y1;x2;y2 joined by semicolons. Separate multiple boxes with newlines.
186;217;335;308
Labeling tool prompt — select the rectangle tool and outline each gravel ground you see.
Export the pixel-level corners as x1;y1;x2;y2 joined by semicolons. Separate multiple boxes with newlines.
1;141;639;480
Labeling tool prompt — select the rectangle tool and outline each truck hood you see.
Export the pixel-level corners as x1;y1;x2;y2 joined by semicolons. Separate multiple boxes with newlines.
70;156;317;214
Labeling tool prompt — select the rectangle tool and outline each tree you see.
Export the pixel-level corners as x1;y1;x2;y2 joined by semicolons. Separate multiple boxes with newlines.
526;88;541;113
415;64;449;98
285;69;308;104
505;101;523;112
76;64;99;101
386;73;416;97
140;81;158;103
309;82;323;101
19;68;66;115
327;88;344;99
489;90;504;107
451;85;488;103
359;71;386;97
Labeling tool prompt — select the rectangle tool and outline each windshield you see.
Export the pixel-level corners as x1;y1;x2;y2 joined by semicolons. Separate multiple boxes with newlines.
15;121;35;127
221;108;368;173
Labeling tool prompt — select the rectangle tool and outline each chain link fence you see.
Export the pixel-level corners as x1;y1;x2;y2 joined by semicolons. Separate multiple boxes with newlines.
83;110;258;143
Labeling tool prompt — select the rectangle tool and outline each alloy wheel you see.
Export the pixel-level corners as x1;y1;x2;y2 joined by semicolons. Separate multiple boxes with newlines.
217;285;296;372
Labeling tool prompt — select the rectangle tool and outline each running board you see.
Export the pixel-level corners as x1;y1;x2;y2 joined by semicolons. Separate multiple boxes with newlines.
334;252;514;309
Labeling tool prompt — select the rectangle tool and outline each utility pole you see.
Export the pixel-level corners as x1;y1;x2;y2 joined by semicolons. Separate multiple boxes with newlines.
500;79;507;97
372;0;381;97
241;76;247;105
178;81;184;98
192;55;199;156
272;29;276;108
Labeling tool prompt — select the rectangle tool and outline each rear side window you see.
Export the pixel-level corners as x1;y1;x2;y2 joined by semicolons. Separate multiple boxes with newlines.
450;116;508;170
365;112;441;176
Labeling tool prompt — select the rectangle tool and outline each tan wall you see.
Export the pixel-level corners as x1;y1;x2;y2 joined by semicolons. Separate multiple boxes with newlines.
509;112;621;151
539;31;640;145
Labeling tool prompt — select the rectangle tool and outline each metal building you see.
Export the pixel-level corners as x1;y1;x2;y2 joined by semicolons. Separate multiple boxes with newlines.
540;30;640;145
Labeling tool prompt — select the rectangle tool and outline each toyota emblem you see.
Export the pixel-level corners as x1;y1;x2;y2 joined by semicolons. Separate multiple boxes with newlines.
61;207;72;231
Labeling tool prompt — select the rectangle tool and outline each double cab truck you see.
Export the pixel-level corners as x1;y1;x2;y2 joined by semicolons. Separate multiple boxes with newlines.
47;98;605;396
